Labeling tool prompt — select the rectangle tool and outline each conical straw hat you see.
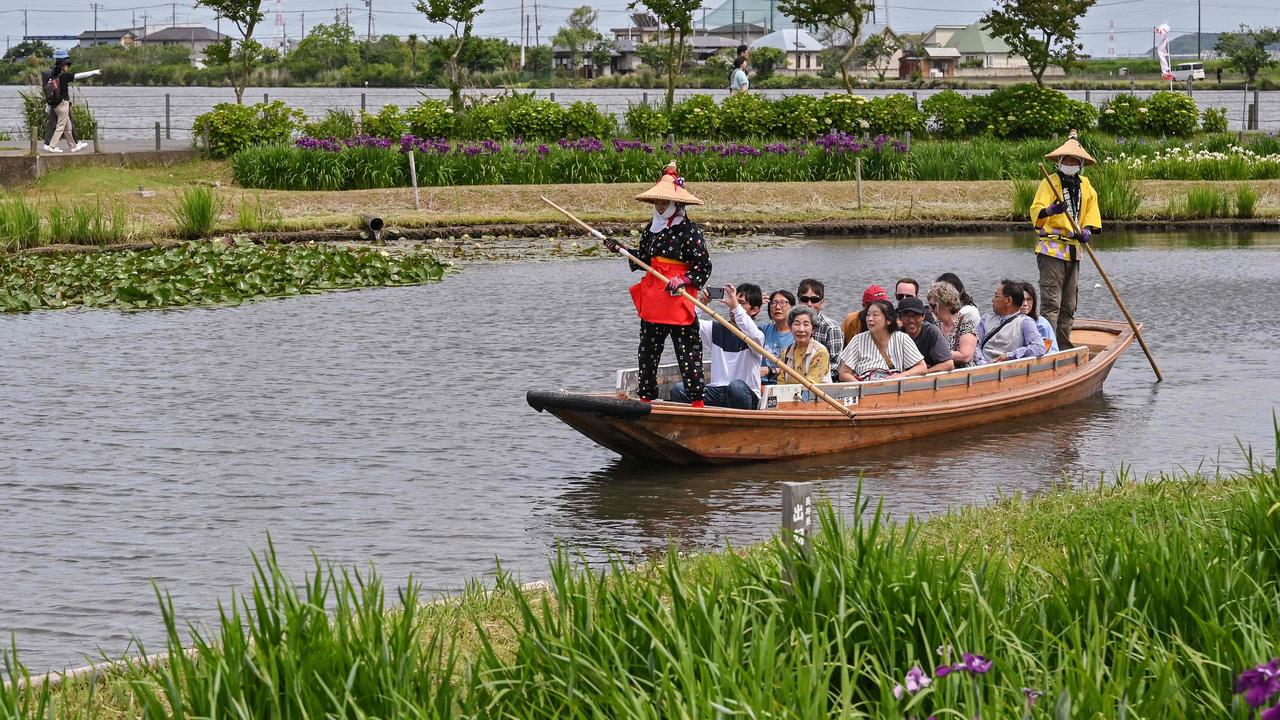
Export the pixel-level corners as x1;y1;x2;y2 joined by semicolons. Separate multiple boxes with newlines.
1044;129;1096;166
634;161;704;206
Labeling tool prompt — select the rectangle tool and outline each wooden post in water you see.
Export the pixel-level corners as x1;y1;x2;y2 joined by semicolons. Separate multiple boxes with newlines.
361;92;367;112
855;157;863;210
408;150;421;210
165;93;171;139
781;482;813;547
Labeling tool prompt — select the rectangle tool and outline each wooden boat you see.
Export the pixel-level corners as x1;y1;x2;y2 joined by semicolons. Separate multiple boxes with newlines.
527;319;1137;464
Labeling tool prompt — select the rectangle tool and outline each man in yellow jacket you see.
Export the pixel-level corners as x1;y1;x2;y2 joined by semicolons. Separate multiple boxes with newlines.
1030;130;1101;350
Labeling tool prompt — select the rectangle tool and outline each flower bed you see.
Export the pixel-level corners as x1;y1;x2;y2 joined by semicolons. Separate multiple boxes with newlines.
1114;142;1280;180
231;132;916;190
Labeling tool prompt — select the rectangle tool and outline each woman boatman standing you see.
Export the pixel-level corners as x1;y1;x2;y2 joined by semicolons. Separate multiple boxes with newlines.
604;161;712;407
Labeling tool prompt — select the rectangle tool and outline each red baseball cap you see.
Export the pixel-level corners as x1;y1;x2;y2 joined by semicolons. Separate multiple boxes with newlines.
862;284;889;305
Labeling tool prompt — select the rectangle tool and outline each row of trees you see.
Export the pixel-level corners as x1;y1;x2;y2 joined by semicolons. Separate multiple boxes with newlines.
4;0;1275;106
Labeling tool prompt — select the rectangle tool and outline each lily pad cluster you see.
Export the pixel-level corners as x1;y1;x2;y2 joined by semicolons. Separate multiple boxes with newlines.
0;241;447;313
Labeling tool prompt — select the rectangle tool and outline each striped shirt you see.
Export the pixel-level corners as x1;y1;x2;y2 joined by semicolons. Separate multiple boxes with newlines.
836;331;924;382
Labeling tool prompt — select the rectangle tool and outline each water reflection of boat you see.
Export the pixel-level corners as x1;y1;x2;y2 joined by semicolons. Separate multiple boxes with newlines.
527;319;1137;465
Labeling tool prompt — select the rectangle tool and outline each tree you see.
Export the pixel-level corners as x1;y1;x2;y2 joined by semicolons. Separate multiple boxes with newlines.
285;23;360;81
525;45;553;75
1214;26;1280;83
408;34;419;75
553;6;601;74
3;40;55;64
855;32;899;81
415;0;485;110
751;46;786;79
590;38;615;76
635;41;670;73
778;0;875;93
630;0;702;111
196;0;266;103
981;0;1095;87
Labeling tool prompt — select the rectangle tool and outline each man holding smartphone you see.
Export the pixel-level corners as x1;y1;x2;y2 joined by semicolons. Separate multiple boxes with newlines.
672;283;765;410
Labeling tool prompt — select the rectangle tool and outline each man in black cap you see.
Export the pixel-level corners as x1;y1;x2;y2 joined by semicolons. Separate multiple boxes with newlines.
898;297;954;373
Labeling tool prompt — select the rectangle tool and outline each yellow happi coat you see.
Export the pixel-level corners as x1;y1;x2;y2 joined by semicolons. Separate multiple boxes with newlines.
1030;173;1102;261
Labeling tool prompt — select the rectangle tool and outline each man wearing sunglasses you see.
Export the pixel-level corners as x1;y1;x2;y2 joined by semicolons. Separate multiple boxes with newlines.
894;277;937;325
796;278;843;381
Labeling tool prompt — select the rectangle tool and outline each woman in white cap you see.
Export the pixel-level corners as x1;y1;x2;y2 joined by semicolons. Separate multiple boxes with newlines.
603;161;712;407
1030;129;1102;349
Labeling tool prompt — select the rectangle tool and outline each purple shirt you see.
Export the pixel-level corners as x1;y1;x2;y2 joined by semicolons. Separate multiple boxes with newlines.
974;312;1047;364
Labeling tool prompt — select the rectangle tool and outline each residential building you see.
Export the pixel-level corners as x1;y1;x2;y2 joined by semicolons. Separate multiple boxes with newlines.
77;29;137;48
700;0;794;34
898;46;960;78
943;22;1027;70
136;25;229;58
751;29;826;75
898;21;1061;78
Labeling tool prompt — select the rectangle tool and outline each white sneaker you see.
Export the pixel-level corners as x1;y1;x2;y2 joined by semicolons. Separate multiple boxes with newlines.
42;144;62;153
73;142;88;152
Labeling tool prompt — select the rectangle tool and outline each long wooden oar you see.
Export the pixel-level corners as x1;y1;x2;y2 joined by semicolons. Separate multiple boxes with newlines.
1037;163;1163;382
541;196;857;422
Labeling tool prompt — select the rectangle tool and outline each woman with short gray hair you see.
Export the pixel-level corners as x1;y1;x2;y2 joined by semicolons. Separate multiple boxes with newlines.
774;305;830;385
928;281;977;367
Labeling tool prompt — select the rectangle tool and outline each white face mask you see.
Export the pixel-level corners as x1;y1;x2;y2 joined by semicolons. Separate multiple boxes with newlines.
649;202;682;233
1058;162;1081;176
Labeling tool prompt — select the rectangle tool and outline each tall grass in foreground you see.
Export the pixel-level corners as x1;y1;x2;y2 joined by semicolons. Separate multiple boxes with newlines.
0;198;42;250
1089;164;1144;220
1186;185;1234;219
1236;184;1258;218
168;186;221;240
1008;178;1036;219
46;200;127;246
234;194;284;232
4;441;1279;718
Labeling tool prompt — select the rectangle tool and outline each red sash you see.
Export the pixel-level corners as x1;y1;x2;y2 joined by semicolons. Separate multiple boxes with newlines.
629;257;696;325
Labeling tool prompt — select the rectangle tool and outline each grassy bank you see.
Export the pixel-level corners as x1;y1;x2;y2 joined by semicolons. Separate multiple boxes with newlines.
5;161;1280;246
5;437;1279;719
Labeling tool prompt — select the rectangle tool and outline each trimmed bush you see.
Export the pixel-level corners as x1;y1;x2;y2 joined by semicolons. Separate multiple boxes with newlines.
1142;91;1199;137
404;100;457;139
719;93;774;139
508;99;567;140
563;101;614;139
819;93;871;134
624;102;670;139
770;94;824;138
865;94;926;136
358;104;408;139
1098;94;1144;137
670;94;720;139
978;84;1098;139
193;101;304;158
921;90;984;139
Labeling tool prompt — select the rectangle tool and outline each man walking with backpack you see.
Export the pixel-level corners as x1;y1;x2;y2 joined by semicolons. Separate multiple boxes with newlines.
42;51;101;153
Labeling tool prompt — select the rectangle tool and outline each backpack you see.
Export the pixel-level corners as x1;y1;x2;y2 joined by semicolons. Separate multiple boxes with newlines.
44;75;60;104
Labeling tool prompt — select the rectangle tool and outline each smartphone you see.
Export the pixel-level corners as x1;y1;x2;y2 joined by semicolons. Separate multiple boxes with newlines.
706;287;726;300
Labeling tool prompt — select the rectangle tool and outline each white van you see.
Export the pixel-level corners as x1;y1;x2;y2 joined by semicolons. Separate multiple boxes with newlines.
1171;62;1206;81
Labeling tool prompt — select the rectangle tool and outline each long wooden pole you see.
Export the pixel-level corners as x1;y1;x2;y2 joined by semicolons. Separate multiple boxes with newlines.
1037;164;1163;382
541;196;858;421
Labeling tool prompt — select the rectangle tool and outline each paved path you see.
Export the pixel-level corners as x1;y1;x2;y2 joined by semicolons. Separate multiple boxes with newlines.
0;139;193;157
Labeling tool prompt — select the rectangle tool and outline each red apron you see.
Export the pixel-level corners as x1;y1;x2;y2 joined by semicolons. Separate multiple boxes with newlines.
629;256;696;326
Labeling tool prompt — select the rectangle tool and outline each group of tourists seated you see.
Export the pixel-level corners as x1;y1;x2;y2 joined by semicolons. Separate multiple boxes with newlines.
683;273;1061;410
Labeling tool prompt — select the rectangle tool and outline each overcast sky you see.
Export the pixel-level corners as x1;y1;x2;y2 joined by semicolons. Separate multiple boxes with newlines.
3;0;1274;58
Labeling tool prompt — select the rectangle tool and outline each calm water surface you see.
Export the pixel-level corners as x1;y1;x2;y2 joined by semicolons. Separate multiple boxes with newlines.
2;231;1277;672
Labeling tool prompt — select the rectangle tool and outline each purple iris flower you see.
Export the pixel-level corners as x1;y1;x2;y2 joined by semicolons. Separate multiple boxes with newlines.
1237;659;1280;708
936;652;992;677
536;144;549;155
1263;705;1280;720
892;665;932;699
1023;688;1044;706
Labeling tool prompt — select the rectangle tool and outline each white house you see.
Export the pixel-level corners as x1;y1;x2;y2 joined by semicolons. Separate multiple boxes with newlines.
751;29;826;74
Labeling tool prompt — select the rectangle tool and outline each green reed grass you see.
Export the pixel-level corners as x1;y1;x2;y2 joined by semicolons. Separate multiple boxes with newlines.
1236;184;1258;219
168;186;222;240
1089;164;1144;220
234;194;284;232
0;198;42;251
5;432;1279;719
1008;178;1036;219
47;199;127;246
1185;185;1234;219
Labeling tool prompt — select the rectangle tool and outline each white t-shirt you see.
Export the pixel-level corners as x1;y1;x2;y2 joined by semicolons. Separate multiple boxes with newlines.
836;331;924;381
730;68;749;93
698;305;765;394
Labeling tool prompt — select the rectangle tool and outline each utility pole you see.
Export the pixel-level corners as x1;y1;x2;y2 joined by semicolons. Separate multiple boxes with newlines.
91;3;102;43
24;9;29;39
172;2;177;27
768;0;774;32
534;0;540;46
141;12;149;40
1196;0;1201;59
364;0;372;42
300;12;304;39
519;0;525;67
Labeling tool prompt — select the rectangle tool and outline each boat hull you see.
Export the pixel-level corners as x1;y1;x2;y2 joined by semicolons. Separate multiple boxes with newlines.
528;319;1136;464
